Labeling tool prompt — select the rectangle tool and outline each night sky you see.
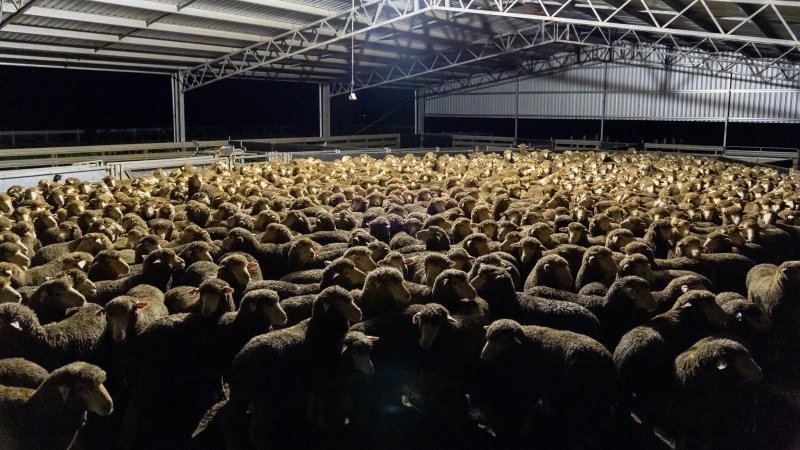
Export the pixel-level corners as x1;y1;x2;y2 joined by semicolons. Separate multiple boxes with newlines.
0;66;414;145
1;65;798;149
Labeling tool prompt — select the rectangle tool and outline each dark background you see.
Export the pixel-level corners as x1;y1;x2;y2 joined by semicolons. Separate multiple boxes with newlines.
1;66;798;149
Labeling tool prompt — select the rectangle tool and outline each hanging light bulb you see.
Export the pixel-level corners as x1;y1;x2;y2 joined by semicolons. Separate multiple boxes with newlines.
348;0;357;101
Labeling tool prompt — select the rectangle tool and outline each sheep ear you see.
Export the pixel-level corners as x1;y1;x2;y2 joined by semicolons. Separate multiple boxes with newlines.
367;335;379;342
412;312;421;325
442;278;448;287
483;325;489;331
681;302;693;309
9;320;21;331
324;260;333;267
58;384;70;403
512;337;523;345
95;308;105;316
543;263;550;272
404;258;415;266
136;302;149;310
716;357;728;370
77;260;87;269
160;240;169;246
681;284;689;293
223;287;235;294
447;315;457;325
188;288;199;298
736;312;743;322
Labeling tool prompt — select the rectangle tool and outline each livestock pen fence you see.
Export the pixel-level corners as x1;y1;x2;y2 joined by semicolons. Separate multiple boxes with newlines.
0;133;797;188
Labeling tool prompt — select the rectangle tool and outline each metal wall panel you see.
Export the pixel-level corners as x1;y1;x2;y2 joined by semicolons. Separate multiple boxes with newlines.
426;63;800;123
517;93;603;119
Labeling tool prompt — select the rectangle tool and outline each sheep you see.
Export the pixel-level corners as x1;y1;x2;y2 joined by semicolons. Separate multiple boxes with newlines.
406;300;490;428
470;264;600;338
31;233;112;267
467;252;522;290
0;241;30;269
405;269;477;309
527;276;657;349
668;336;763;449
355;266;412;319
0;302;106;371
163;278;235;316
715;292;771;361
479;319;616;446
259;222;293;244
406;252;452;285
9;251;92;288
222;228;295;279
281;246;376;284
613;290;729;422
224;286;362;449
0;361;113;450
523;253;573;291
575;245;618;291
745;261;800;362
23;277;87;325
93;249;184;305
0;358;48;389
174;260;218;287
86;250;131;282
248;257;366;301
652;274;715;312
102;290;169;344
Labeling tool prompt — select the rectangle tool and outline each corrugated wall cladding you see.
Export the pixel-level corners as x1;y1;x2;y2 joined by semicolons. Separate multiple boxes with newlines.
426;63;800;123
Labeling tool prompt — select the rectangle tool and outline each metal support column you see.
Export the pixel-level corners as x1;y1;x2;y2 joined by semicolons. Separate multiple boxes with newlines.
170;72;185;143
414;89;425;136
599;61;608;142
514;80;520;143
319;83;331;137
723;73;733;149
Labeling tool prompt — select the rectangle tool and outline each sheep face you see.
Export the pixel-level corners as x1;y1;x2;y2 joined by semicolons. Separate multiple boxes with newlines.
199;285;235;318
618;255;655;286
346;250;378;273
0;243;29;269
779;261;800;284
481;319;524;362
94;253;130;279
342;332;378;376
435;270;477;301
463;234;491;258
675;236;703;258
32;279;86;310
178;243;213;265
75;234;111;255
412;304;456;349
67;379;114;416
618;277;658;314
260;223;292;244
242;290;288;326
533;255;573;291
104;297;147;342
0;284;21;303
220;256;252;286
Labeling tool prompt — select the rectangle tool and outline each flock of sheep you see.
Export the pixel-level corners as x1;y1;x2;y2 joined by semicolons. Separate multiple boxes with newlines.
0;148;798;450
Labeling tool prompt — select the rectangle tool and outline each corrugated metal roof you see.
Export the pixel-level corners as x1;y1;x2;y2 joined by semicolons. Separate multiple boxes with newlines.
1;0;798;90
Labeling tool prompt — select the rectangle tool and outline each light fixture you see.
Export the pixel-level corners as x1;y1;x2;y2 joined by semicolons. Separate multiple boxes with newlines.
348;0;357;101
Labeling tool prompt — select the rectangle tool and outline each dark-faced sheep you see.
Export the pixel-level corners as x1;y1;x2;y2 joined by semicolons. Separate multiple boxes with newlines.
0;361;113;450
746;260;800;363
224;286;362;449
479;319;616;446
471;264;600;338
668;336;763;449
613;290;728;422
523;253;573;291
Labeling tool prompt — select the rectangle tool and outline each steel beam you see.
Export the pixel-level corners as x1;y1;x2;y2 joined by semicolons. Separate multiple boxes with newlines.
171;72;186;142
424;43;800;100
319;83;331;137
180;0;435;91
